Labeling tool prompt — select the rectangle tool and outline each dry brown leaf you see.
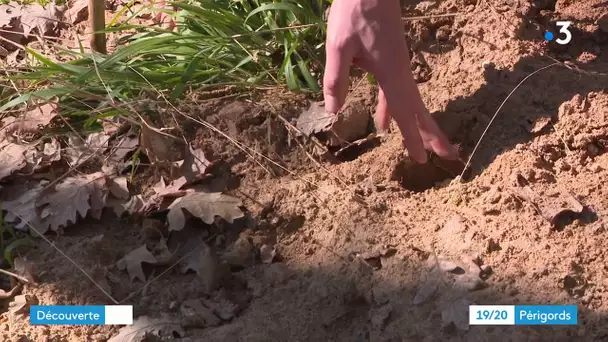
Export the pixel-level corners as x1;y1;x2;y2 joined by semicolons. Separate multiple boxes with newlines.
546;194;586;226
413;273;439;305
525;117;551;134
152;176;188;198
2;181;47;232
19;3;62;39
296;102;336;136
167;191;243;231
179;144;212;183
36;172;108;232
4;103;58;137
111;134;139;162
64;132;109;167
108;176;129;200
64;134;90;166
22;138;61;173
139;124;175;163
0;3;22;28
106;195;146;217
108;314;184;342
0;140;27;181
43;138;61;162
512;174;588;228
86;132;111;153
117;244;158;282
63;0;88;24
327;100;371;147
6;49;21;66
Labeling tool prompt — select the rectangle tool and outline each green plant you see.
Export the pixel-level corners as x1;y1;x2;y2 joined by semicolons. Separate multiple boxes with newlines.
1;0;330;120
0;205;34;267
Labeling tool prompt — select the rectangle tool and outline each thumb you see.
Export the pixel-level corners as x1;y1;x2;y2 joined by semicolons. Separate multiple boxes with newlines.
323;42;354;114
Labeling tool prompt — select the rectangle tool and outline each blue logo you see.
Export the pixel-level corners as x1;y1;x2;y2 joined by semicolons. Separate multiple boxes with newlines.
515;305;577;325
30;305;133;325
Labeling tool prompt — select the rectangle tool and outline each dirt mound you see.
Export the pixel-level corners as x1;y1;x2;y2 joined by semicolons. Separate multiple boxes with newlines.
2;0;608;341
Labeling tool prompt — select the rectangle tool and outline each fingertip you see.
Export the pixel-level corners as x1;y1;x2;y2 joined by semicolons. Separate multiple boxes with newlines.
402;139;428;164
323;94;342;115
430;140;460;161
374;89;391;131
413;150;429;164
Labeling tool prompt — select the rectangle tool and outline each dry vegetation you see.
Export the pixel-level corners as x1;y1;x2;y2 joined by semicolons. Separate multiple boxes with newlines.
0;0;607;341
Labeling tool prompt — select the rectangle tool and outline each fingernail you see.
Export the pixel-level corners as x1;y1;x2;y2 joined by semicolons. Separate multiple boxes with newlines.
416;153;428;164
410;150;428;164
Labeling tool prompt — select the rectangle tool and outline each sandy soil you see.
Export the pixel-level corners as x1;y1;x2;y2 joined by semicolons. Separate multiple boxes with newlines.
2;0;608;341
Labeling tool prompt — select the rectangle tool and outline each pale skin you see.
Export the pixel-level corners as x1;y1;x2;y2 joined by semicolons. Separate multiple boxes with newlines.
323;0;458;163
153;0;457;163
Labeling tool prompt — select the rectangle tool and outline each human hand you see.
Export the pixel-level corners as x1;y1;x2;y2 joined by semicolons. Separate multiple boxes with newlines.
323;0;458;163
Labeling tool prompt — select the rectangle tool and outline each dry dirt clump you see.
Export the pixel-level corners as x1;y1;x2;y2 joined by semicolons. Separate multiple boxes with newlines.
1;0;608;341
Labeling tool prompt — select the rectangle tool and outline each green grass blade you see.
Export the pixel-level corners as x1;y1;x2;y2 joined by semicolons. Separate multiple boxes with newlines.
0;87;71;110
170;50;205;102
4;237;33;266
245;3;306;24
296;57;319;91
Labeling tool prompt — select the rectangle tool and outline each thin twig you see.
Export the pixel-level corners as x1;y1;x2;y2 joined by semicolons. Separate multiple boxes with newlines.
0;268;30;284
128;69;278;178
402;13;464;21
460;62;561;178
271;107;328;154
274;111;349;188
119;233;217;304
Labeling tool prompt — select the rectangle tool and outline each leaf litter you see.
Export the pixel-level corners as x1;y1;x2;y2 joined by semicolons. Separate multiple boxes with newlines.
116;244;159;283
1;103;58;139
0;2;63;44
0;141;27;180
166;191;244;231
139;123;176;164
36;172;108;233
178;143;213;183
0;85;257;340
295;101;336;137
512;173;590;229
2;181;48;231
